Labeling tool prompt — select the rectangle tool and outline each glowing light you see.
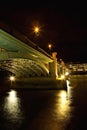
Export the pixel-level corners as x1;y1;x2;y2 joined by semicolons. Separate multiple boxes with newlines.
66;80;70;87
34;26;39;33
65;71;69;76
10;76;15;81
60;74;65;80
33;26;40;36
48;44;52;50
66;80;73;99
60;91;67;99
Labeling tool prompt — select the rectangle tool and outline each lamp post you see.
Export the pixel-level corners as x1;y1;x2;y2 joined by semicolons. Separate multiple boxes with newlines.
48;43;52;55
10;76;15;86
33;26;40;36
32;25;41;48
48;44;52;50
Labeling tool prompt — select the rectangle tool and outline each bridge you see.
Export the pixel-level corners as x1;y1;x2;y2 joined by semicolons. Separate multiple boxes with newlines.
0;28;57;78
0;22;68;90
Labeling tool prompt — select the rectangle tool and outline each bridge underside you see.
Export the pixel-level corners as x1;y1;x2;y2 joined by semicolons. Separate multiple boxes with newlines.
0;58;49;78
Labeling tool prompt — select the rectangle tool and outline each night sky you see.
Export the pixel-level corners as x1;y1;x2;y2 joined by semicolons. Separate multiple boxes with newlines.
0;2;87;63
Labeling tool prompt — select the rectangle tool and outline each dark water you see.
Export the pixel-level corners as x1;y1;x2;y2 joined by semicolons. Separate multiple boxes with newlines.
0;75;87;130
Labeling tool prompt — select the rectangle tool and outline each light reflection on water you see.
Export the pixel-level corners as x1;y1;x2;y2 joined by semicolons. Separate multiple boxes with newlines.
66;80;74;99
29;89;72;130
3;90;24;126
53;90;71;129
1;87;74;130
55;80;72;117
0;87;73;130
1;77;87;130
51;80;74;130
55;90;70;119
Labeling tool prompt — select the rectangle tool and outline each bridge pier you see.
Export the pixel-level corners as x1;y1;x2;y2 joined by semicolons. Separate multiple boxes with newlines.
49;52;58;78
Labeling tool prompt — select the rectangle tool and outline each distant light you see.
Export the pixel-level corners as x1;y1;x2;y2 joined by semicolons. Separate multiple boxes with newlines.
65;72;69;76
10;76;15;81
57;74;65;80
48;44;52;50
33;26;40;36
34;27;39;33
60;75;65;80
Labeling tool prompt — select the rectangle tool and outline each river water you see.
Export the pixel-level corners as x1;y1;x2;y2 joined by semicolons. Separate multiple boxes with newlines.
0;75;87;130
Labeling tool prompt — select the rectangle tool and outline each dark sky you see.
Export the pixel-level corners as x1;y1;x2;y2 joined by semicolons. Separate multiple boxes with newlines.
0;2;87;63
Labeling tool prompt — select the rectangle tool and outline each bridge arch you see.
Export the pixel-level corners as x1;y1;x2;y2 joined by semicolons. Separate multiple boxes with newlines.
0;29;53;78
0;58;49;78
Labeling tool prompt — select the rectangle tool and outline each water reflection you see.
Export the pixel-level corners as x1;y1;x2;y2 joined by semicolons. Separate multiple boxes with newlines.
66;80;73;99
55;90;71;120
0;76;87;130
53;81;73;129
3;90;23;123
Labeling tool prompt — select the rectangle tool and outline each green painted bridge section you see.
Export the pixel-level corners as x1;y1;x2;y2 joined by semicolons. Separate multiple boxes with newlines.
0;29;53;78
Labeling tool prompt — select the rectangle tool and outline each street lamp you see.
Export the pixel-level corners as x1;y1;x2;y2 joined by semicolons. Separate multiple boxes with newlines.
48;43;52;55
48;43;52;50
33;26;40;36
10;76;15;86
